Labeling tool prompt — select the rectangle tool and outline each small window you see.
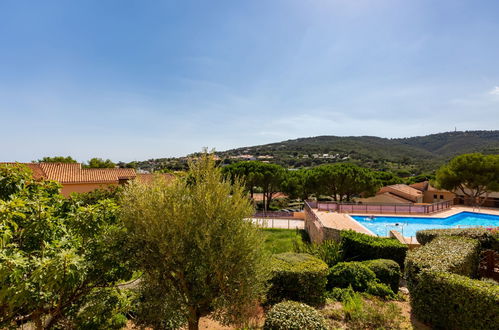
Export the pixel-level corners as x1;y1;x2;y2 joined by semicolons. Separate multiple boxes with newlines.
433;194;438;199
440;195;444;200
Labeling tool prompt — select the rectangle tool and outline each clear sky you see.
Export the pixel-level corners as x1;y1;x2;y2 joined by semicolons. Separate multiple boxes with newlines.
1;0;498;162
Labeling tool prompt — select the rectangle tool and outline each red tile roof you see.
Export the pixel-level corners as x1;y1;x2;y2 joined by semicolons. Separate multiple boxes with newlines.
1;162;136;184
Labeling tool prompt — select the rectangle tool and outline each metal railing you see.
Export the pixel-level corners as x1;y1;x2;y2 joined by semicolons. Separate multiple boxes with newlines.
312;200;452;214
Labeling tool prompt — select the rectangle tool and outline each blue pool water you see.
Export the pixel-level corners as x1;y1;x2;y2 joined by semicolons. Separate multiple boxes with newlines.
351;212;499;237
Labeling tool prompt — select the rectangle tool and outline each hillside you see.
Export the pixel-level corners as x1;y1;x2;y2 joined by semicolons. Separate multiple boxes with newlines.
217;130;499;173
126;130;499;174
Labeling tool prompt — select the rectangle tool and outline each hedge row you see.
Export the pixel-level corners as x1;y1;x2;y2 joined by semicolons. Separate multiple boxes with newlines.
267;253;328;306
416;227;499;251
411;271;499;329
340;230;408;267
405;236;480;289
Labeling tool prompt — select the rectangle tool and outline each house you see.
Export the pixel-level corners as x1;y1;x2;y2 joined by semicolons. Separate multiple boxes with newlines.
377;184;424;203
1;162;173;197
409;181;455;203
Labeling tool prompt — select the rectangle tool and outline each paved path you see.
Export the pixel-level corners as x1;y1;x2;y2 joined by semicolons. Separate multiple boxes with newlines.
248;218;305;229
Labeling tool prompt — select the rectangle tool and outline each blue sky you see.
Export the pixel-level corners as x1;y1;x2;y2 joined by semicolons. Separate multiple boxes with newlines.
1;0;498;162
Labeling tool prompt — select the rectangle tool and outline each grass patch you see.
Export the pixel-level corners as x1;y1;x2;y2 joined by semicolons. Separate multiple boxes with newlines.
261;229;304;254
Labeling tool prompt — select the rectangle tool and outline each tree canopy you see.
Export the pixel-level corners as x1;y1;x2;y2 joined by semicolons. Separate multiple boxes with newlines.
0;164;132;329
120;154;269;330
436;153;499;205
84;158;116;168
37;156;77;163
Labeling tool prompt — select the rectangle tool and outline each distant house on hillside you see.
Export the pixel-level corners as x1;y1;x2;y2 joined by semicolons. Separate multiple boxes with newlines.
2;162;172;196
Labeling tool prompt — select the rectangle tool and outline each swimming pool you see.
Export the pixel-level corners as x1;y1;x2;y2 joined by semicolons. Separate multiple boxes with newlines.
351;212;499;237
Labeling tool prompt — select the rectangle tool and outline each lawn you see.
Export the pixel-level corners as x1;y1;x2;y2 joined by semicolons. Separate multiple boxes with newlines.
261;228;306;254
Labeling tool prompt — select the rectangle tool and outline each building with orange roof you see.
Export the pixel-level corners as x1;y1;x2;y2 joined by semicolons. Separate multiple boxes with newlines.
409;181;455;203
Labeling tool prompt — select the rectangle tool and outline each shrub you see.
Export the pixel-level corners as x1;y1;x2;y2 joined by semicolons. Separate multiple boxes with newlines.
294;239;342;267
263;301;328;330
343;294;404;329
405;236;480;289
416;227;499;251
340;230;408;267
411;271;499;329
361;259;401;293
328;286;355;302
267;253;328;306
365;282;394;299
327;262;377;291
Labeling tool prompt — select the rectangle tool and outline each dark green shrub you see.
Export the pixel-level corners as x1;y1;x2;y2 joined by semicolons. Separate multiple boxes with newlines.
264;301;328;330
365;282;394;299
405;236;480;289
328;286;355;302
267;253;328;306
340;230;408;267
361;259;401;293
416;227;499;251
411;271;499;329
327;262;376;291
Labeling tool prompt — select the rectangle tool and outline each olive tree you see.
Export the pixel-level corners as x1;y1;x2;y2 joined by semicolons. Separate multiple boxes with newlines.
120;154;269;330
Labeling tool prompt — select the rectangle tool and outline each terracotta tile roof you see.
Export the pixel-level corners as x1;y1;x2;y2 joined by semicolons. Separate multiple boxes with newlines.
381;184;422;197
0;162;46;180
38;163;136;183
409;181;428;192
356;192;413;204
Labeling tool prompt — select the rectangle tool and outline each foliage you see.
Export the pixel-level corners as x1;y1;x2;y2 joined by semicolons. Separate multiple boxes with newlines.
84;157;116;168
436;153;499;205
263;301;328;330
120;154;269;329
37;156;77;163
416;227;499;251
69;186;122;205
340;230;408;267
313;163;380;202
411;271;499;329
280;168;318;201
405;236;481;290
328;286;355;302
267;253;328;306
0;164;132;329
327;262;377;291
373;170;404;186
340;293;404;329
223;161;286;210
361;259;401;293
293;239;342;268
262;229;304;254
365;281;394;299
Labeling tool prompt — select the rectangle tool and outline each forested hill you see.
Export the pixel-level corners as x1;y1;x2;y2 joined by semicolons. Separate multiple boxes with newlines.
217;130;499;172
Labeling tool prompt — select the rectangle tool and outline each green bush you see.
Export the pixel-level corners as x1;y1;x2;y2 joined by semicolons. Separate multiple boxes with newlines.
267;253;328;306
263;301;328;330
294;239;342;267
328;286;355;302
340;230;408;267
361;259;401;293
405;236;480;289
416;227;499;251
411;271;499;329
365;282;394;299
327;262;377;291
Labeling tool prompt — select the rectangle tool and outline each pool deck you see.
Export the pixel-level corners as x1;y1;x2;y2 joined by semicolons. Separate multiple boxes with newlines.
312;206;499;242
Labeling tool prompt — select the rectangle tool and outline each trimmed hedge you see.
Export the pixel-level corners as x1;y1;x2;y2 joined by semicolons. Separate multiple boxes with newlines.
411;271;499;329
361;259;401;293
405;236;480;289
416;227;499;251
267;253;328;306
263;301;328;330
327;261;376;291
340;230;408;267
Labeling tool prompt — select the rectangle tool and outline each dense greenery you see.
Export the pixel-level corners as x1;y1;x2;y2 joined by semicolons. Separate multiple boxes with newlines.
405;236;480;289
262;229;304;254
267;253;328;306
361;259;401;293
416;227;499;251
436;153;499;205
411;271;499;329
263;301;328;330
340;230;408;267
119;155;269;330
36;156;77;163
0;164;132;329
83;157;116;168
327;262;377;291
